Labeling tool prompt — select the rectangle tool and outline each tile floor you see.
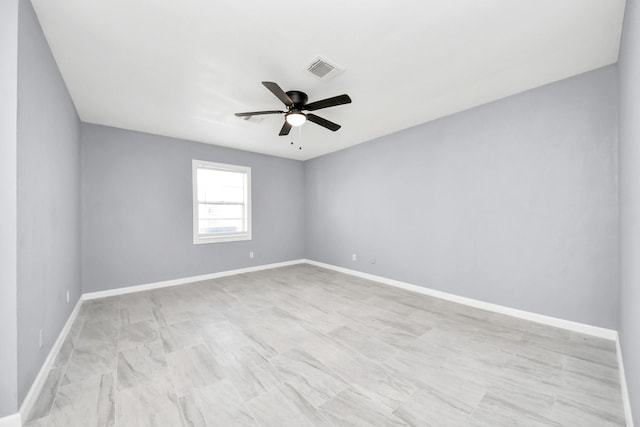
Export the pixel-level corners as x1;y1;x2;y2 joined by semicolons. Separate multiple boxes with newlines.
24;264;625;426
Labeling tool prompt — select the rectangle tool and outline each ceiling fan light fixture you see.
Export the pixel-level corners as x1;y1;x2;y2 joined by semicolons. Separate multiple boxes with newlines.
236;82;350;136
286;111;306;126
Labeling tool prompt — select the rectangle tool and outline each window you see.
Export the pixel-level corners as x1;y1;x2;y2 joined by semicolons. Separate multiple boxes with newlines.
192;160;251;244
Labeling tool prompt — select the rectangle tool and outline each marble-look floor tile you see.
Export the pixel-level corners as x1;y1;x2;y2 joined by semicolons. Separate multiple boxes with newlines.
152;305;190;327
48;373;115;427
23;265;627;426
52;336;75;369
119;292;152;308
240;308;313;357
328;325;397;362
484;381;556;417
494;352;564;396
511;339;566;367
469;393;562;427
189;310;228;329
75;319;118;349
442;350;510;389
63;344;117;385
22;417;50;427
158;320;203;353
117;376;184;427
393;387;473;427
117;341;168;390
297;332;391;386
66;314;85;343
338;302;431;336
350;365;416;412
25;367;64;422
419;321;478;352
179;380;257;427
271;348;347;406
166;343;224;397
364;295;423;317
199;321;260;352
381;346;447;386
550;396;626;426
471;321;524;352
218;345;283;401
367;326;417;349
118;320;158;350
78;303;120;325
523;330;618;369
559;367;624;413
298;310;349;335
120;305;155;326
383;350;486;409
246;383;329;427
320;388;408;427
563;354;620;384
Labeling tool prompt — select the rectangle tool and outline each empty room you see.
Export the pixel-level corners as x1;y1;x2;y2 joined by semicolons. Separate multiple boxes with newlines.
1;0;639;426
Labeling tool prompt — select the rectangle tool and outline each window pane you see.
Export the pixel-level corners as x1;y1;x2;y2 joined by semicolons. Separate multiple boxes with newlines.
197;169;245;203
198;204;244;221
198;219;244;234
194;161;250;242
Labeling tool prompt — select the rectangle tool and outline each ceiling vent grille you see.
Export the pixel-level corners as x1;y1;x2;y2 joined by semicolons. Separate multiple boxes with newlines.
306;57;342;80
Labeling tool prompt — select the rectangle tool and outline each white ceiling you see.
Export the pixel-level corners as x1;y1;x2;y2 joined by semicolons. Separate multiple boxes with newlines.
31;0;626;161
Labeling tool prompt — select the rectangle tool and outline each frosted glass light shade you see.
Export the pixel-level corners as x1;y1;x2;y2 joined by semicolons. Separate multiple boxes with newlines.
286;112;306;126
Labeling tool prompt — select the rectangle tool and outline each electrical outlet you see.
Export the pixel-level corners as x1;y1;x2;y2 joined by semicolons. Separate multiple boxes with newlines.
249;251;254;259
39;329;43;348
352;254;357;261
66;290;70;303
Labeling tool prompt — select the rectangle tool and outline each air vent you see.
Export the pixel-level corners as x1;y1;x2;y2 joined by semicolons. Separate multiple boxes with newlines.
305;56;342;80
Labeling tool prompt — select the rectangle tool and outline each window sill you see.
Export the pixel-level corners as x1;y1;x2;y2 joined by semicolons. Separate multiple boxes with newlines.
193;233;252;245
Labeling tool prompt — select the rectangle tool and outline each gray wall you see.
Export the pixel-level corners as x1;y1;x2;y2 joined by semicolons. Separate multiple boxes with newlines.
81;124;305;292
619;0;640;422
305;66;619;329
16;0;82;405
0;0;19;418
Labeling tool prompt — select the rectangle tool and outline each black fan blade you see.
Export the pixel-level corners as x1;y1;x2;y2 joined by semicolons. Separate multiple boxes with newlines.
262;81;293;107
235;110;284;117
306;113;341;131
279;121;292;136
303;94;351;111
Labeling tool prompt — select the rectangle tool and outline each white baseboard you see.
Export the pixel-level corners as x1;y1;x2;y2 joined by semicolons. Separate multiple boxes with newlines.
0;414;20;427
304;259;618;340
83;259;306;300
18;297;83;423
616;335;635;427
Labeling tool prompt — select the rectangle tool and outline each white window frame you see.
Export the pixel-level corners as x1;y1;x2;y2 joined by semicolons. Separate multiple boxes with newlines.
192;159;252;244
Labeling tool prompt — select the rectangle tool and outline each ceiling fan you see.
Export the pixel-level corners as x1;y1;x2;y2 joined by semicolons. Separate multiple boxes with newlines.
235;81;352;136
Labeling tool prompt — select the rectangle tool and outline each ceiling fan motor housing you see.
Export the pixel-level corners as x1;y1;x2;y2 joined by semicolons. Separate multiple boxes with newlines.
286;91;308;108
